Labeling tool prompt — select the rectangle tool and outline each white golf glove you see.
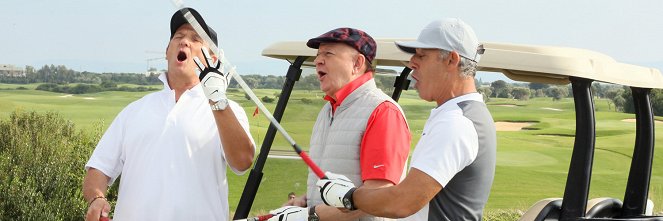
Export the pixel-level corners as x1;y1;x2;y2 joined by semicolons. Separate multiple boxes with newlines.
194;47;230;103
316;172;357;210
267;206;308;221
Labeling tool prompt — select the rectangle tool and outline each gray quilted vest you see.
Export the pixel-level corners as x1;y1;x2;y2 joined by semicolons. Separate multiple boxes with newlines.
306;79;404;221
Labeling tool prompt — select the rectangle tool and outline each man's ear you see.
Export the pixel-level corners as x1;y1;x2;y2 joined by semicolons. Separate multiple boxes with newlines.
448;51;461;66
355;54;366;73
165;45;169;60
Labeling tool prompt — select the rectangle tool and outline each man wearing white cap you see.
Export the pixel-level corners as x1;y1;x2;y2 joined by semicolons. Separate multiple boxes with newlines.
316;18;496;221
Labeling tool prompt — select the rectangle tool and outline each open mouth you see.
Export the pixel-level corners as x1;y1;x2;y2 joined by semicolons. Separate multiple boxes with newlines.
177;51;187;62
317;71;327;78
409;72;419;82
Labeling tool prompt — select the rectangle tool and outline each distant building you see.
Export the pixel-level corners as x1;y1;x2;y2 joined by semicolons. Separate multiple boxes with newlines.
0;64;26;77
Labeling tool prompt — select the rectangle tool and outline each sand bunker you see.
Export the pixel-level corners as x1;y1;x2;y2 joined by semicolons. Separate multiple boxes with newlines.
59;94;73;98
494;104;517;107
541;107;563;111
495;121;534;131
621;119;663;124
83;97;96;100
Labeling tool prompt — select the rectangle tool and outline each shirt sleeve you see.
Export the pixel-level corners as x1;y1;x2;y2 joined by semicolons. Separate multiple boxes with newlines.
225;100;256;175
360;101;411;185
409;116;478;187
85;108;128;186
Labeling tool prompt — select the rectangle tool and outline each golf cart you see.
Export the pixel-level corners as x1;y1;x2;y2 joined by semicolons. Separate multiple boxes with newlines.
232;39;663;221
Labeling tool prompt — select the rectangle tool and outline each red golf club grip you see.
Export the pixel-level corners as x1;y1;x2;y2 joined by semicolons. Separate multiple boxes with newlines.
99;217;110;221
299;151;326;179
254;214;274;221
236;214;274;221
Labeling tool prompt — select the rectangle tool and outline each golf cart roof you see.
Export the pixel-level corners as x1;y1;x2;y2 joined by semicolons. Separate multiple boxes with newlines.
262;39;663;89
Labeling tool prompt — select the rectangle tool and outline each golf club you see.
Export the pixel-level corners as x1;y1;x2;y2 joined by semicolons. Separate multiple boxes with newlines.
169;0;326;179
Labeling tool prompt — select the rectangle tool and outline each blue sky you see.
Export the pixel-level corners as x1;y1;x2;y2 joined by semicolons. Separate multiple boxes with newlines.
1;0;662;82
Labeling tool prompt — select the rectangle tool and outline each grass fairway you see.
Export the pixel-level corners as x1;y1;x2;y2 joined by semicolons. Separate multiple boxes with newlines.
1;86;663;215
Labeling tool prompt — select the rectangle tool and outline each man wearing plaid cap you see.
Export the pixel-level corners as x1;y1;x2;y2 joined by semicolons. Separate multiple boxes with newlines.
266;28;411;221
317;19;496;221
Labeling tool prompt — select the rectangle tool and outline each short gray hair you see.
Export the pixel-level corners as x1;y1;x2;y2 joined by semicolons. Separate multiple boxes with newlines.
439;49;478;78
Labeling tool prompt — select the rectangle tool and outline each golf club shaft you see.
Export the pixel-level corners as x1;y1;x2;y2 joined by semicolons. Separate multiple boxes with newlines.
170;1;326;179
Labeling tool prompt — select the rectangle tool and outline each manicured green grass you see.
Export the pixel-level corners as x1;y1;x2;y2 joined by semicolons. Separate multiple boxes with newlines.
0;83;42;90
0;88;152;130
2;86;663;216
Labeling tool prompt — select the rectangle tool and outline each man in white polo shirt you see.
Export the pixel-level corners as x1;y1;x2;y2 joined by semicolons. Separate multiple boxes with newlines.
317;18;496;221
82;8;255;221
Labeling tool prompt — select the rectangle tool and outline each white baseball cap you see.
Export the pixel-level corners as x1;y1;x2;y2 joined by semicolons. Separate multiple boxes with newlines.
395;18;484;62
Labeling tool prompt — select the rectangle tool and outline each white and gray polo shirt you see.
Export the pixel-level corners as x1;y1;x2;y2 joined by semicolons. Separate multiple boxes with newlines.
403;93;496;221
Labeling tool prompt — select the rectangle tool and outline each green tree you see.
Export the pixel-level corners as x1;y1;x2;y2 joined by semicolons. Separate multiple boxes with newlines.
546;86;568;101
477;87;492;98
604;88;624;111
491;80;510;98
261;96;275;103
614;96;627;112
528;82;550;90
294;74;320;91
648;89;663;116
100;81;118;89
619;87;634;113
622;87;663;116
511;87;531;100
244;77;259;88
25;65;35;75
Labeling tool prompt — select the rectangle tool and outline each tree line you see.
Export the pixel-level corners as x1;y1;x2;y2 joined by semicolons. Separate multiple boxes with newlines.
35;82;158;94
480;80;663;116
0;65;161;85
3;64;663;116
0;64;398;91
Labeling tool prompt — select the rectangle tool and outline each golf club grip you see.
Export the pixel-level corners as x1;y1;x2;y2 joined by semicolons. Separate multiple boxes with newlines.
235;213;274;221
99;217;109;221
299;151;327;179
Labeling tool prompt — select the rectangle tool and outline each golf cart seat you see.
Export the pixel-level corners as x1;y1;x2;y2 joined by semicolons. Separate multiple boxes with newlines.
585;197;623;218
519;198;562;221
520;197;656;220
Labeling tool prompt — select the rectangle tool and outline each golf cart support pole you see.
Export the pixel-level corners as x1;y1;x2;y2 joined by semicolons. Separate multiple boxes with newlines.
560;77;596;221
233;56;308;220
621;87;654;217
390;67;412;101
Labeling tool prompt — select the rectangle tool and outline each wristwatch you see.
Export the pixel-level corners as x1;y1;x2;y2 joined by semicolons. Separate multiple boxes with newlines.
343;187;358;210
308;206;320;221
210;98;228;111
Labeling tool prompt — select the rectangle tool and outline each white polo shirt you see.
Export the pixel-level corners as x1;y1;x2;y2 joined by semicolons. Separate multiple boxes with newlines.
85;74;253;221
403;93;485;221
410;94;480;187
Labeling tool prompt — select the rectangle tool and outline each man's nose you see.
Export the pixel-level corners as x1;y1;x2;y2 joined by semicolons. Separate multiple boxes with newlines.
313;55;324;66
179;39;190;47
408;58;416;70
